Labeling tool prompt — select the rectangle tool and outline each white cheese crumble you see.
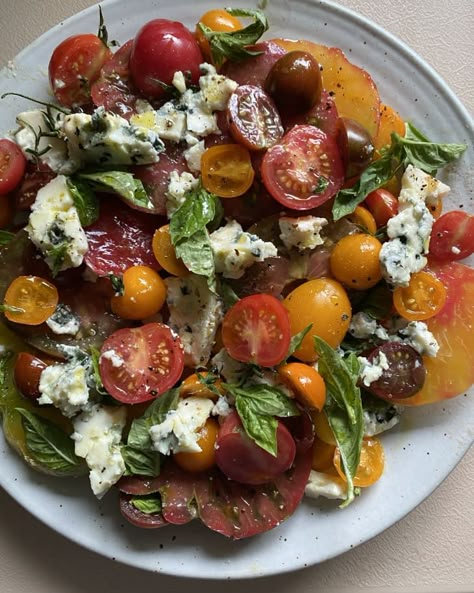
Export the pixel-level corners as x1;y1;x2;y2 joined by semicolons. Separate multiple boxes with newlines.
149;396;214;455
279;216;328;251
46;303;80;336
209;219;278;279
27;175;88;272
71;404;126;498
198;63;238;111
212;395;232;417
399;321;440;357
165;274;223;366
363;406;402;436
172;70;187;94
349;312;390;340
166;170;200;216
305;470;347;500
100;349;125;368
358;351;390;387
183;139;205;172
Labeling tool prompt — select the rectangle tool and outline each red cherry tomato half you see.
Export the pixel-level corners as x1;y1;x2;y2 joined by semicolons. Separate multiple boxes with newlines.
429;211;474;262
0;139;26;196
48;34;112;107
364;188;398;227
261;125;344;210
215;411;296;484
222;294;291;367
99;323;184;404
129;19;203;98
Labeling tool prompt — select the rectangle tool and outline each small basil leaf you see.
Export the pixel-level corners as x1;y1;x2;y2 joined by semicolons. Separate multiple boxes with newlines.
122;446;161;477
130;494;162;514
79;171;154;210
67;177;100;227
286;324;313;360
174;229;216;292
0;230;14;246
169;185;218;245
217;279;240;310
235;396;278;456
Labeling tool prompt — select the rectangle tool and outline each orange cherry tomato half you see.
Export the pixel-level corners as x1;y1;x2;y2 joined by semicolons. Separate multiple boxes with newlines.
4;275;58;325
174;417;219;472
195;9;243;63
152;225;188;277
111;265;167;320
278;362;326;411
312;411;337;445
346;205;377;235
393;270;447;321
201;144;255;198
334;436;385;487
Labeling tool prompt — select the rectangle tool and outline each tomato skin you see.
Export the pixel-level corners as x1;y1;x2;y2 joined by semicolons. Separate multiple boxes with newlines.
129;19;203;98
0;139;27;196
48;34;112;107
346;205;377;235
201;144;255;198
12;161;55;211
393;270;447;321
110;265;167;320
174;418;219;473
195;9;243;62
334;436;384;487
278;363;326;411
13;352;48;401
364;188;398;227
4;275;59;326
429;211;474;262
152;225;188;277
262;125;344;211
222;294;291;367
330;233;383;290
99;323;184;404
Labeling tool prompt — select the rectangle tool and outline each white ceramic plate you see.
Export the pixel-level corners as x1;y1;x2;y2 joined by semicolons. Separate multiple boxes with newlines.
0;0;473;580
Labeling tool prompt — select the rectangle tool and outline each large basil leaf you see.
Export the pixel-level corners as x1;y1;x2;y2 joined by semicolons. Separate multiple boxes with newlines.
79;171;154;210
67;177;100;227
286;324;313;361
122;445;161;477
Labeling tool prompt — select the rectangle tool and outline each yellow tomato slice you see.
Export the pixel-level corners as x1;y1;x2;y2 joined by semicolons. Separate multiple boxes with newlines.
201;144;255;198
152;225;188;277
334;436;385;487
4;276;58;325
393;271;447;321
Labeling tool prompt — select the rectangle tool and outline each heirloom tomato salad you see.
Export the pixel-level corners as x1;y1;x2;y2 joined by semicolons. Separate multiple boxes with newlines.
0;7;473;539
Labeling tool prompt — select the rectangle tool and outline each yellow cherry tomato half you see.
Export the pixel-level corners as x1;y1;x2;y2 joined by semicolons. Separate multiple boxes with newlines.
195;9;243;63
4;275;58;325
152;224;188;277
201;144;255;198
180;372;222;401
312;411;337;445
278;362;326;411
174;417;219;472
111;265;166;320
334;436;385;487
311;435;337;472
393;270;447;321
346;205;377;235
283;278;352;362
330;233;383;290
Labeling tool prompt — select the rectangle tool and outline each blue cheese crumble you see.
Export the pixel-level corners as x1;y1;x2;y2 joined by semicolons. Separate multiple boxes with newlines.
358;351;390;387
279;216;328;251
46;303;80;336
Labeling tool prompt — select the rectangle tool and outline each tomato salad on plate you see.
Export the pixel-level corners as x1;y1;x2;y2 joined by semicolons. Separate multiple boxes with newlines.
0;7;472;540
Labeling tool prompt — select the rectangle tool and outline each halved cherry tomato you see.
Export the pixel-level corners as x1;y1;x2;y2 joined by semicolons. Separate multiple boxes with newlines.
336;117;374;179
201;144;255;198
152;225;188;276
111;265;167;320
364;188;398;227
330;233;383;290
311;435;337;472
373;103;405;152
278;362;326;411
334;436;384;487
393;270;447;321
346;205;377;235
312;411;336;445
13;352;48;401
429;211;474;262
180;372;222;401
0;139;26;196
262;125;344;211
227;85;284;150
195;9;243;62
174;418;219;472
4;276;58;326
222;294;291;367
48;34;112;107
99;323;184;404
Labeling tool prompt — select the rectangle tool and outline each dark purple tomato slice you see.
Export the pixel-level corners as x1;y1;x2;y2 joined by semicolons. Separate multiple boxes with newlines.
261;125;344;210
84;197;162;276
12;161;56;211
227;85;284;151
282;90;339;137
221;40;287;88
364;341;426;400
119;493;168;529
229;257;291;299
335;117;374;179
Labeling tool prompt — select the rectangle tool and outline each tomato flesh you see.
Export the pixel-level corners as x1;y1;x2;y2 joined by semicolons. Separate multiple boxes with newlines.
364;188;398;227
222;294;291;367
429;211;474;262
0;139;26;196
99;323;184;404
201;144;255;198
261;125;344;210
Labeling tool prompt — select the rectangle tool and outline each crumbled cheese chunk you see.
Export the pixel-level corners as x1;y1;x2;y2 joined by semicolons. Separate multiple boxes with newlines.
26;175;88;272
212;395;232;417
100;349;125;368
279;216;328;251
166;170;200;216
165;274;223;366
149;396;214;455
153;102;188;142
172;70;187;94
349;312;378;339
71;404;126;498
46;303;80;336
358;351;390;387
363;405;402;436
198;63;238;111
209;220;278;279
399;321;439;357
181;89;219;137
305;470;347;500
183;139;205;172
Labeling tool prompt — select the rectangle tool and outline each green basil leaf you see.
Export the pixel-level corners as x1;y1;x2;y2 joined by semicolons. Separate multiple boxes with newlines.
48;240;70;278
230;384;300;417
79;171;154;210
357;281;393;320
0;350;13;386
286;324;313;360
108;273;124;296
235;396;278;456
122;446;161;477
198;8;268;68
174;229;216;292
16;408;86;475
217;279;240;310
67;177;100;227
0;230;14;246
130;494;162;515
169;185;218;245
89;347;108;395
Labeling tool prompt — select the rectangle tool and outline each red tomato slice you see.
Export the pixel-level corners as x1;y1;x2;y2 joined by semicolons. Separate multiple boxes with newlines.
261;125;344;210
119;494;168;529
0;139;26;196
12;161;55;211
429;211;474;262
221;40;286;88
282;89;340;138
99;323;184;404
227;85;284;151
84;197;162;276
48;34;112;108
222;294;291;367
215;411;296;484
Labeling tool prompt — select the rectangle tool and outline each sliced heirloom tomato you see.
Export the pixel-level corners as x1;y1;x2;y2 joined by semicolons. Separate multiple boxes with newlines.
222;294;291;367
261;125;344;211
282;90;339;138
222;40;286;88
99;323;184;404
201;144;255;198
0;139;26;196
428;211;474;262
12;161;55;211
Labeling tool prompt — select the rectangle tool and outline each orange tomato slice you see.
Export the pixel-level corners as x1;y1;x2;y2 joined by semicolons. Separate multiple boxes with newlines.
334;436;385;487
201;144;255;198
152;225;188;277
4;276;58;325
393;271;447;321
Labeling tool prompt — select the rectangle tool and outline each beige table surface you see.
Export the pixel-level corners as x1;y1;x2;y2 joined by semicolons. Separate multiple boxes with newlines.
0;1;473;592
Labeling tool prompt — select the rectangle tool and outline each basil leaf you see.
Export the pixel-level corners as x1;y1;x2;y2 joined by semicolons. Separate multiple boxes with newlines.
130;494;162;515
198;8;268;67
122;446;161;477
236;398;279;456
79;171;154;210
218;279;240;310
89;347;108;395
357;282;393;320
174;229;216;292
286;324;313;360
169;185;218;245
0;350;13;386
48;240;70;278
67;177;100;227
108;273;124;296
16;408;86;475
0;230;14;246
